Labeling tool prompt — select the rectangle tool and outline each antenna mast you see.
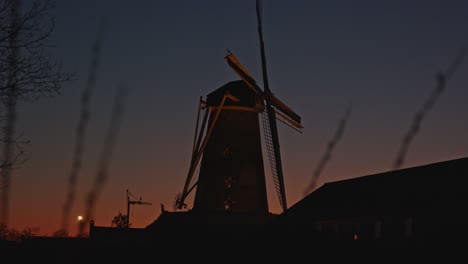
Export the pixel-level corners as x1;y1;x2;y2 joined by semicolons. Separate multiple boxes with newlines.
126;189;151;228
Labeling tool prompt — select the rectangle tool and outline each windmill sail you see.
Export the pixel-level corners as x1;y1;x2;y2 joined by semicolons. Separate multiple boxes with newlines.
261;108;287;211
225;51;302;129
256;0;288;212
223;1;302;212
224;51;263;96
225;50;301;211
268;95;302;127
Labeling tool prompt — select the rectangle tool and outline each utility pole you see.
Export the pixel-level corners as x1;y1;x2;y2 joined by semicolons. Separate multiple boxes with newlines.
126;189;151;228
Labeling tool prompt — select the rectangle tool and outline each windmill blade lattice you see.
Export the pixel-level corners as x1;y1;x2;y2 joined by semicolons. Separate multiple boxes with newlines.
261;108;285;210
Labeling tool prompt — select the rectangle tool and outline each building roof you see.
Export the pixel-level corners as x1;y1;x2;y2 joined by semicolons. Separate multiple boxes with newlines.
278;156;468;223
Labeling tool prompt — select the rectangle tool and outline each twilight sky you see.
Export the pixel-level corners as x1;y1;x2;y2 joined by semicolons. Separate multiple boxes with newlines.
9;0;468;236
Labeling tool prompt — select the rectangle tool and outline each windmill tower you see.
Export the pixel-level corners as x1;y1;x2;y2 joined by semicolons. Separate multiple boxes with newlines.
174;1;302;216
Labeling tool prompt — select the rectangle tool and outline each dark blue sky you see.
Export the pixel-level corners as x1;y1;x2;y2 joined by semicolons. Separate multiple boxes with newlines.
11;0;468;235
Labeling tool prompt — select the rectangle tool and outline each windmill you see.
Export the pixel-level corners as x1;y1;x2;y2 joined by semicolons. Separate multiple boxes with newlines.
174;0;302;215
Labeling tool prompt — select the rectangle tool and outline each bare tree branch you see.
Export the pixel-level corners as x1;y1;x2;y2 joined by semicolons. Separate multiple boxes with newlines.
0;0;72;226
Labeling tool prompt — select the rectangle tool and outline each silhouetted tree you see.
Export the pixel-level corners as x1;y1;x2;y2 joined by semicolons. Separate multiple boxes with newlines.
0;0;70;103
111;211;129;228
0;0;72;167
20;226;39;240
0;223;38;242
52;228;69;238
0;222;8;239
0;0;71;226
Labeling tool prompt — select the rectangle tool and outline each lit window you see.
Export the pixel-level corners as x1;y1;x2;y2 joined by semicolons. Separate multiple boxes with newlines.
223;147;232;158
405;217;413;239
375;220;382;239
224;196;232;211
224;176;233;189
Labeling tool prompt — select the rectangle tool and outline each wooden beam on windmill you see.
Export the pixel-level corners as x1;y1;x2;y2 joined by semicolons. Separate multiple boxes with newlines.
224;50;263;96
225;50;302;130
176;91;240;210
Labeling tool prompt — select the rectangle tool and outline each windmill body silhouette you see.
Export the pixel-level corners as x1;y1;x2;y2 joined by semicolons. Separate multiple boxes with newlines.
175;1;302;215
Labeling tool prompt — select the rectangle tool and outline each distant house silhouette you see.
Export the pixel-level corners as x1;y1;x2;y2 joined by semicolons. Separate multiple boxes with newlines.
263;156;468;249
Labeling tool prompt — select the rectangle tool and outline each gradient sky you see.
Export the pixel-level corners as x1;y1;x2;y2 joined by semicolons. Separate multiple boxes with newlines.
8;0;468;236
